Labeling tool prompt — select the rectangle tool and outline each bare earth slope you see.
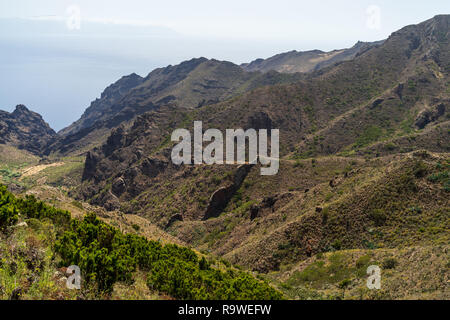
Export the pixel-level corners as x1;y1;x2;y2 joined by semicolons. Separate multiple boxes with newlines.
241;41;384;74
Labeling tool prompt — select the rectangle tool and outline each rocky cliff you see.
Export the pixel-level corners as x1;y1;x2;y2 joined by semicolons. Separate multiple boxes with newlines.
0;105;56;155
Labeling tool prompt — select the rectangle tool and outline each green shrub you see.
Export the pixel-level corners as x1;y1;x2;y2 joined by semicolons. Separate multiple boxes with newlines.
382;258;398;270
0;184;282;299
384;143;397;151
338;279;351;290
427;170;449;192
331;240;342;250
294;160;305;168
55;213;282;298
71;200;84;209
413;161;428;178
0;186;18;228
356;255;371;269
355;126;384;147
199;257;210;270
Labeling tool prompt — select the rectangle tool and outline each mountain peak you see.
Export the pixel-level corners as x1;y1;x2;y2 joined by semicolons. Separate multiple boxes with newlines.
12;104;31;115
0;105;55;155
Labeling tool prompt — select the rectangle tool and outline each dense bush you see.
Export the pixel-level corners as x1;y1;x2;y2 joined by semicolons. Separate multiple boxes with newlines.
147;257;280;300
55;212;282;298
0;186;18;229
0;185;70;230
427;168;450;192
0;185;282;299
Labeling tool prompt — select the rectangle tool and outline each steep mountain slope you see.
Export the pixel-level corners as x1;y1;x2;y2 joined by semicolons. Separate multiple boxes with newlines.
48;39;385;158
0;105;56;155
2;15;448;300
293;15;450;158
241;41;384;74
48;58;302;156
59;73;144;137
76;15;450;290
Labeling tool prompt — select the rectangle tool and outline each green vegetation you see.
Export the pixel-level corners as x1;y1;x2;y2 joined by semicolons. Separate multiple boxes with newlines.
0;168;21;185
427;161;450;192
279;245;449;300
22;157;84;188
286;252;372;290
0;184;282;300
354;126;384;148
0;185;71;230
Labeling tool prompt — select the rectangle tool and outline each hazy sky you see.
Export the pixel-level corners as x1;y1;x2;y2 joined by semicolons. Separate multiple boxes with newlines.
0;1;449;130
2;0;449;43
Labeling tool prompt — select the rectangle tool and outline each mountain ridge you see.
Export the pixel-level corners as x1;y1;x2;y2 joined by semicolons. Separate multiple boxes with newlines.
0;14;449;300
49;40;389;156
241;40;385;74
0;104;56;155
74;15;449;284
46;58;303;156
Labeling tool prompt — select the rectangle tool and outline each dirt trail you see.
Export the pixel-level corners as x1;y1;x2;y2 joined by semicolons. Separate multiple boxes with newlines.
20;162;64;178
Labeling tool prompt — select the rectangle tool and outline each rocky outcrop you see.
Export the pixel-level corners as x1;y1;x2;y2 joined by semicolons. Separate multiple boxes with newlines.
59;73;144;137
203;165;253;220
0;105;56;155
415;103;446;129
82;150;101;182
112;177;126;196
394;83;404;100
203;186;234;220
370;99;384;109
103;126;126;157
141;157;168;178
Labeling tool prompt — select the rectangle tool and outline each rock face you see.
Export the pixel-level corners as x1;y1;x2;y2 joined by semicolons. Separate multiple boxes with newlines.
166;213;183;228
415;103;446;129
0;105;56;155
203;186;234;220
203;165;252;220
58;73;144;137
